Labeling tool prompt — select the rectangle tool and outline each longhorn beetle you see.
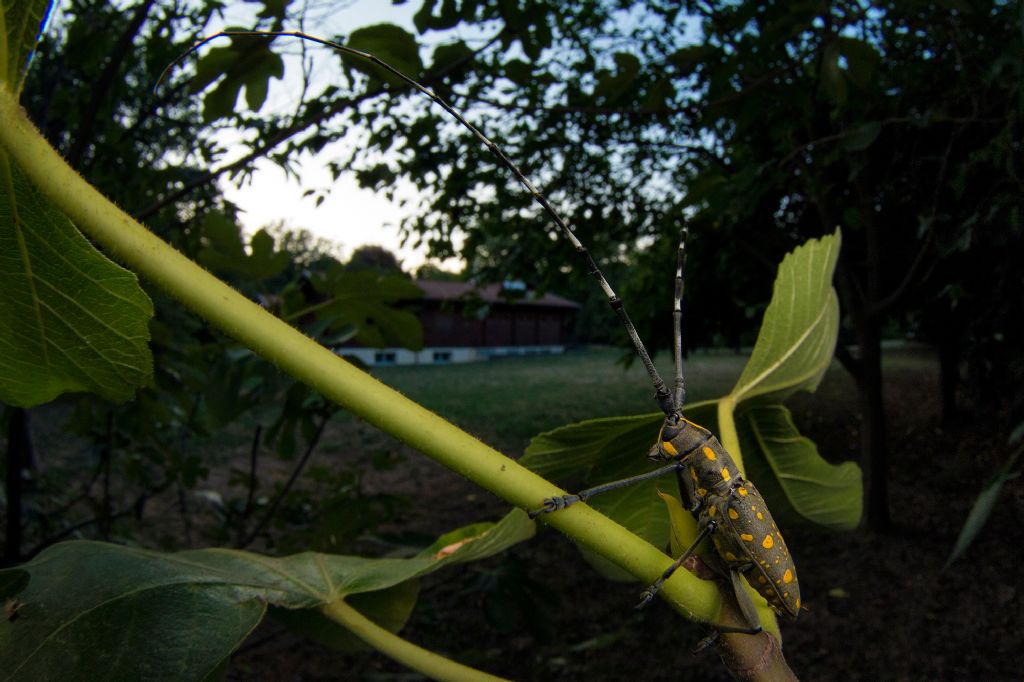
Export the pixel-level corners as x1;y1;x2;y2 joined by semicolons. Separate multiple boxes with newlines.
167;29;799;645
527;227;800;643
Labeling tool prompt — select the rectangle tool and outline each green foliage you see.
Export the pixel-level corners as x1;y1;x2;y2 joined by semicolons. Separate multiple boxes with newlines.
346;24;423;86
0;153;153;406
196;214;291;280
594;52;641;102
90;2;1020;404
736;405;861;530
1;2;168;413
727;231;842;408
521;233;862;553
0;0;429;560
657;488;699;559
191;37;285;122
0;0;48;93
0;511;534;680
307;266;424;350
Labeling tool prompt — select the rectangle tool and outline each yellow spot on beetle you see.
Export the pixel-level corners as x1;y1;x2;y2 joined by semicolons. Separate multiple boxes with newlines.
756;512;764;520
737;487;748;496
725;551;738;562
762;534;774;549
728;508;739;520
662;441;678;456
740;533;754;542
758;575;767;585
796;597;801;609
720;467;731;482
689;466;698;481
702;446;717;461
696;487;707;497
783;569;793;584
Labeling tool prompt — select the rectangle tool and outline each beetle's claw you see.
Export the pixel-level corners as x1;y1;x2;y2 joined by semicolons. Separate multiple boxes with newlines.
635;587;658;610
528;494;579;519
691;632;720;654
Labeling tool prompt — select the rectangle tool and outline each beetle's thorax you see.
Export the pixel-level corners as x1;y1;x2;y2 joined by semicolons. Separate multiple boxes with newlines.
651;413;743;495
651;413;713;460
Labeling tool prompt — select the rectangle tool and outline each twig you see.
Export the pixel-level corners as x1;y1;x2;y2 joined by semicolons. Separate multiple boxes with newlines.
237;424;263;542
237;414;329;548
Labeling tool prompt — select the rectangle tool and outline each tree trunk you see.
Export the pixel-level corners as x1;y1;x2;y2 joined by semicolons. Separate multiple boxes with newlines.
855;319;891;531
834;245;891;532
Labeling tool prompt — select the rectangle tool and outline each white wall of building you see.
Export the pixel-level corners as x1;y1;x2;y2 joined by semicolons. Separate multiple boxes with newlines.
340;345;569;366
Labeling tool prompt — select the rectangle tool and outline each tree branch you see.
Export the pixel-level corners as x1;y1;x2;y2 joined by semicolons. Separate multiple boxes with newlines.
866;227;935;319
66;0;157;169
777;114;1004;170
134;90;375;220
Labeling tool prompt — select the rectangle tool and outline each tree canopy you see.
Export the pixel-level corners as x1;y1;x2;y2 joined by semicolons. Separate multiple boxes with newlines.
161;1;1020;528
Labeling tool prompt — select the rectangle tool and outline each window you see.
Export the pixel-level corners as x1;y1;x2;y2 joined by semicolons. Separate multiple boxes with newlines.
374;351;397;365
433;351;452;364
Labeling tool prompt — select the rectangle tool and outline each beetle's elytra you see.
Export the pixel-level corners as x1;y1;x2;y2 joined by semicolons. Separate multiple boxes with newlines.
653;414;800;619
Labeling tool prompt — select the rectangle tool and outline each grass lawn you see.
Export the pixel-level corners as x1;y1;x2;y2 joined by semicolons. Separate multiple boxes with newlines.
368;345;753;456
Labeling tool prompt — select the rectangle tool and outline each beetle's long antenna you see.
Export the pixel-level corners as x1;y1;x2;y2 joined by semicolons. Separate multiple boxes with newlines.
672;225;688;410
161;30;676;415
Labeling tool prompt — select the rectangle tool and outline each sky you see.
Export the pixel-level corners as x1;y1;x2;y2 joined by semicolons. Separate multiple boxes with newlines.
215;0;459;273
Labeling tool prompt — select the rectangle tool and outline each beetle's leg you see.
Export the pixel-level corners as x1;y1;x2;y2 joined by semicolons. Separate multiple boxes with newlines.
635;519;716;608
727;564;764;634
528;462;684;518
691;567;764;653
674;464;702;513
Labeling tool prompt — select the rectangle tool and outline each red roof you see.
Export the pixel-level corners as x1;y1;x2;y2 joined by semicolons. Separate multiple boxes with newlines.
414;280;579;309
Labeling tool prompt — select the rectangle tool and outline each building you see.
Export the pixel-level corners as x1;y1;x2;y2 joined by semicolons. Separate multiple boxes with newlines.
344;280;580;366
